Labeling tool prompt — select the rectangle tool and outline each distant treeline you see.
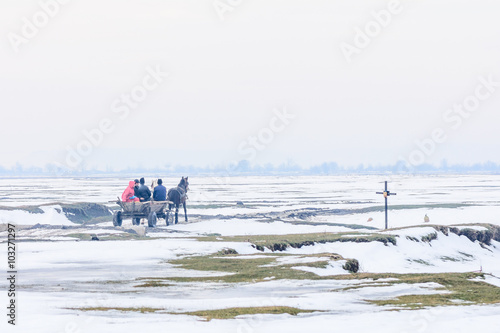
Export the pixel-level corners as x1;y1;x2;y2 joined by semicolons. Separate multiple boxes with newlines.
2;160;500;177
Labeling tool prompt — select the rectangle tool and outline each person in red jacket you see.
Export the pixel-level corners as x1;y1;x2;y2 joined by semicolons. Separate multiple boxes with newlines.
122;180;140;202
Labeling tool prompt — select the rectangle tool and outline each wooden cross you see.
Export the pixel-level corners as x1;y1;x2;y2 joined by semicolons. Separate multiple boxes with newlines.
376;181;396;229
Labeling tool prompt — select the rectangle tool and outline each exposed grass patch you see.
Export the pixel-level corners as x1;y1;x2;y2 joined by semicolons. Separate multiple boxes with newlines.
458;251;474;258
285;220;378;230
440;256;460;262
217;248;238;255
147;253;344;283
71;307;161;313
70;305;318;320
198;232;397;252
421;232;438;243
101;233;147;240
74;272;500;314
341;272;500;309
334;282;395;292
100;280;128;285
325;272;500;308
168;255;319;283
313;260;331;268
180;306;317;321
134;281;173;288
331;273;500;309
65;233;145;241
407;259;433;266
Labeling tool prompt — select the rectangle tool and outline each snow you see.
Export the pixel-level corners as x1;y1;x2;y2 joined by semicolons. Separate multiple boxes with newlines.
0;204;75;226
2;174;500;229
10;301;499;333
1;175;500;332
167;219;360;236
275;256;331;265
470;275;500;288
284;232;500;276
292;261;348;276
258;255;331;268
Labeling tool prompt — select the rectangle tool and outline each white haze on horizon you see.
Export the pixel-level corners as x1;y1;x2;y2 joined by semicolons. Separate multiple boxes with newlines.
1;0;500;171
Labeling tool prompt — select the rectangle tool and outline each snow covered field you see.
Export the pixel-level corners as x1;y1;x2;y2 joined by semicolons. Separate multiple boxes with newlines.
1;174;500;228
1;175;500;332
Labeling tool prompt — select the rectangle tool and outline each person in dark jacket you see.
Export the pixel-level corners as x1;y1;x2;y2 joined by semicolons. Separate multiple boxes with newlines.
133;179;140;197
153;179;167;201
137;177;151;202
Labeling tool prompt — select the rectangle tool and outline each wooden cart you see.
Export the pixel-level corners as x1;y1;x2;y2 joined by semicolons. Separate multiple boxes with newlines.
113;198;174;227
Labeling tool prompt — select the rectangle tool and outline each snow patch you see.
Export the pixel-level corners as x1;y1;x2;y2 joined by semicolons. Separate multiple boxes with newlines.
292;261;348;276
0;205;75;226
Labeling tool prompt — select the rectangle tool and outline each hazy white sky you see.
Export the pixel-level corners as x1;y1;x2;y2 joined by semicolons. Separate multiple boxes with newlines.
1;0;499;170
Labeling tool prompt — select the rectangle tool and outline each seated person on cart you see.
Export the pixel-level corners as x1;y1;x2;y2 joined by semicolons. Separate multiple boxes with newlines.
137;177;152;202
133;179;140;197
122;180;140;202
153;179;167;201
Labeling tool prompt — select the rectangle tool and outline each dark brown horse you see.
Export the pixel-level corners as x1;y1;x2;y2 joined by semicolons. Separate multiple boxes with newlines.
166;176;189;225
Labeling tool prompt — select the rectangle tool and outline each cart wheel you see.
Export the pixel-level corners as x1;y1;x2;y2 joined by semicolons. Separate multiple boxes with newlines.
113;211;122;227
166;212;174;226
148;212;157;228
133;218;141;226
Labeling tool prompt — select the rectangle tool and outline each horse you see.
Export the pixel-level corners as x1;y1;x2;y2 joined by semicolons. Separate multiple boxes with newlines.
166;176;189;225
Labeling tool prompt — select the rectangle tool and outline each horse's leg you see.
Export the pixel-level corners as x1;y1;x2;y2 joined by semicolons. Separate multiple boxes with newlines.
183;201;188;222
175;204;179;224
166;203;172;226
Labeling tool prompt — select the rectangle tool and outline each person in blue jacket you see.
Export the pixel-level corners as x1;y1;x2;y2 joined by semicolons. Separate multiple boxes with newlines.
153;179;167;201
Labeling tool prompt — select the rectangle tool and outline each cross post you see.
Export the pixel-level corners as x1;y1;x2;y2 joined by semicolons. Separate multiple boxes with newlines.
376;181;397;229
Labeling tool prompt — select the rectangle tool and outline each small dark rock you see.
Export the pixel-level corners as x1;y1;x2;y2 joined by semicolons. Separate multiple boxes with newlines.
289;241;314;248
268;243;288;252
343;259;359;273
434;226;449;236
218;248;238;255
459;228;479;242
493;227;500;242
251;244;265;252
477;230;493;245
421;232;438;243
448;226;499;246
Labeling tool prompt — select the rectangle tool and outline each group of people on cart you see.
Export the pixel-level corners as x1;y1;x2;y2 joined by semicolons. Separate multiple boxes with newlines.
121;177;167;203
